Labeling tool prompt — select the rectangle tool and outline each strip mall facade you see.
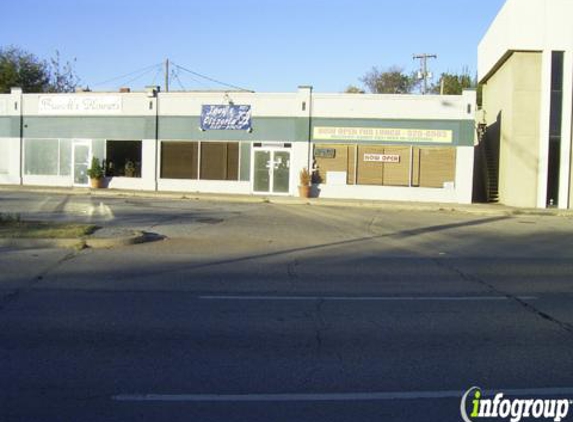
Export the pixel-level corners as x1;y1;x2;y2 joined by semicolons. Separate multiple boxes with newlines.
0;87;476;203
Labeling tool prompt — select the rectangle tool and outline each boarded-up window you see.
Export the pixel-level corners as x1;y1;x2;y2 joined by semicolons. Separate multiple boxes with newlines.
161;141;198;179
200;142;239;181
314;143;456;189
356;146;410;186
412;147;456;188
314;144;352;184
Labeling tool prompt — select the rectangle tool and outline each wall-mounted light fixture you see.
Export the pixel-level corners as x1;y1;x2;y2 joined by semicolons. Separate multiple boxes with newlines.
145;85;160;98
223;93;234;106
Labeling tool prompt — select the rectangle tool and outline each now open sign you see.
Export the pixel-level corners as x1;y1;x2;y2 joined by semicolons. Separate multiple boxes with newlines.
363;154;401;163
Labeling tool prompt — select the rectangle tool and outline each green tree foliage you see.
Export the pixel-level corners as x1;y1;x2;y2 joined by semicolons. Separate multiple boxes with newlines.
431;72;475;95
360;66;416;94
0;46;79;93
344;85;365;94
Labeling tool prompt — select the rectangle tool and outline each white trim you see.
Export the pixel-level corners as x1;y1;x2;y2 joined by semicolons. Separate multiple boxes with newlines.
559;51;573;209
537;50;553;208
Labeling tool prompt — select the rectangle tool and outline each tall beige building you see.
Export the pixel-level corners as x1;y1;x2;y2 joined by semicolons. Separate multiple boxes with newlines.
478;0;573;209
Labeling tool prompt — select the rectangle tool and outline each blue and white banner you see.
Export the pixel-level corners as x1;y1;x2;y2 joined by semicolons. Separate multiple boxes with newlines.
201;105;252;131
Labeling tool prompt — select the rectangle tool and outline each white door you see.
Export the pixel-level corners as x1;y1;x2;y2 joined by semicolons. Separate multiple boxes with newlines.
73;141;91;186
253;149;290;194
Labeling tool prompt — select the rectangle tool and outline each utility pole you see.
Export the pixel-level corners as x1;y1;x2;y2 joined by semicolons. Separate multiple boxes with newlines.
413;53;437;95
164;59;170;93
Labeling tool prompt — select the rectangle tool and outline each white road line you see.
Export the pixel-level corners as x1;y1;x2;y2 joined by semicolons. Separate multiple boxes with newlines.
198;295;537;302
112;387;573;403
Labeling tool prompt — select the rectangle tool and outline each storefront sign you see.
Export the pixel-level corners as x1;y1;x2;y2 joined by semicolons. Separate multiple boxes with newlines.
363;154;400;163
314;126;453;143
314;148;336;158
201;105;252;130
38;95;123;115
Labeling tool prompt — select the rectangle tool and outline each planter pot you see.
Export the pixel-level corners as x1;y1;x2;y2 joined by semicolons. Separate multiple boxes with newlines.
90;178;105;189
298;185;311;198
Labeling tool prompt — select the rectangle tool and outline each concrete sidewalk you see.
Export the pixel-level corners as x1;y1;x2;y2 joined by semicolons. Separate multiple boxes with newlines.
1;184;572;217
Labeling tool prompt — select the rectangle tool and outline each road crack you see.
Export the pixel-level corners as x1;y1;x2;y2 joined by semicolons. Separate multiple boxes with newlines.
0;250;79;312
432;258;573;335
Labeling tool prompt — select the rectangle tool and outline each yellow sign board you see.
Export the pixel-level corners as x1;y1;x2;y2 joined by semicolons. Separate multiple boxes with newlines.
313;126;453;143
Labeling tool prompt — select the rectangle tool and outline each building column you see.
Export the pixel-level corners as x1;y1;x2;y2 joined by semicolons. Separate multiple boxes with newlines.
560;51;573;209
536;50;552;208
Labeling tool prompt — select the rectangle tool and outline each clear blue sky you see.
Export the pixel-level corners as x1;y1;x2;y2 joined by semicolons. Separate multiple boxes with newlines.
1;0;506;93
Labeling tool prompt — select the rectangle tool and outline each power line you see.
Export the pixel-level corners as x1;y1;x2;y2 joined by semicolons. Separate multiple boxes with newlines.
92;62;163;87
171;68;187;91
120;66;162;88
174;67;211;90
172;62;253;92
151;66;164;87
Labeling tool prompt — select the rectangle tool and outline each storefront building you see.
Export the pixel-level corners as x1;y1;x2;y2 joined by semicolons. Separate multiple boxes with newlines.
478;0;573;209
0;87;476;204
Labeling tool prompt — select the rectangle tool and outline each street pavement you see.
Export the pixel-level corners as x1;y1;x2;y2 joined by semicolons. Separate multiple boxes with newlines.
1;191;573;421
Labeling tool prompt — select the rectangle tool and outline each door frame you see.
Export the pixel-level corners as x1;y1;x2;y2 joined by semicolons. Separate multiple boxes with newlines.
72;139;92;187
251;144;291;196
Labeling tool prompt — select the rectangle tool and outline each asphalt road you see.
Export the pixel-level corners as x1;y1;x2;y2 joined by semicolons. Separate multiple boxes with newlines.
1;192;573;421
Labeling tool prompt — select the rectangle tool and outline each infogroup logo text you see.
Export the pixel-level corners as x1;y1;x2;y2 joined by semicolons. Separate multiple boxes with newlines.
461;387;571;422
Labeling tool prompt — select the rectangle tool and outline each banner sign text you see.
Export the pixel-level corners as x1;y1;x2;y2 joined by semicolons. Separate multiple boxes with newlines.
201;105;252;130
38;96;123;115
314;126;453;143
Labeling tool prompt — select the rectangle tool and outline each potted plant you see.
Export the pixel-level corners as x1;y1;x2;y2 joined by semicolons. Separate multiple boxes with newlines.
124;160;137;178
298;167;312;198
87;157;105;188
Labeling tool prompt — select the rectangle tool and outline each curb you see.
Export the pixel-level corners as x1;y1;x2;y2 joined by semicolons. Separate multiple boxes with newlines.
1;185;572;217
0;230;149;250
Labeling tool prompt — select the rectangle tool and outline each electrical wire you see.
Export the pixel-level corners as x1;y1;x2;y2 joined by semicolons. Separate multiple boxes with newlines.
174;67;210;90
172;69;187;91
172;62;252;92
92;62;163;87
120;66;161;88
151;66;164;86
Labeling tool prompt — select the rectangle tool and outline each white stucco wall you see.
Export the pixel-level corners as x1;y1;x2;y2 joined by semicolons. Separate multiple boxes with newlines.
479;0;573;209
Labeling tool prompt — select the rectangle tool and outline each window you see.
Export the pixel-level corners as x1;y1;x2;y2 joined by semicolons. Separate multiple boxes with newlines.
412;147;456;188
161;142;198;179
106;140;142;178
546;51;564;206
200;142;239;181
356;145;410;186
24;139;71;176
161;141;239;181
314;143;456;189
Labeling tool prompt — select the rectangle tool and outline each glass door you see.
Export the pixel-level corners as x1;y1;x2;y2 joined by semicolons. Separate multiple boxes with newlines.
272;151;290;194
73;141;91;186
253;149;290;194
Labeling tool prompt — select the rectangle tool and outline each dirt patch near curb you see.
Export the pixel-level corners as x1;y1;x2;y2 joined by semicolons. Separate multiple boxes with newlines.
0;216;98;239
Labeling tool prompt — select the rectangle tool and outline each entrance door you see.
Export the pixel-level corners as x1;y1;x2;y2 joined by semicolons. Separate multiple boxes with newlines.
73;141;91;186
253;149;290;194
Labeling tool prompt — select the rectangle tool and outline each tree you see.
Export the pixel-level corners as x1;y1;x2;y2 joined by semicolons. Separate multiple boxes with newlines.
430;72;475;95
47;51;80;93
360;66;416;94
344;85;365;94
0;46;79;93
